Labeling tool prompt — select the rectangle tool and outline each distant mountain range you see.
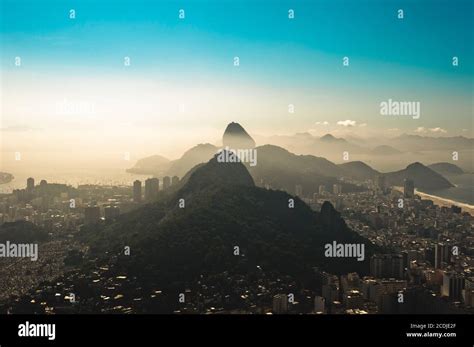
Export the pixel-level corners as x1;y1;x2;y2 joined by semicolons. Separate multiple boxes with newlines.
389;134;473;151
268;132;473;153
127;123;456;192
267;132;365;155
319;133;348;144
259;132;473;172
371;145;401;156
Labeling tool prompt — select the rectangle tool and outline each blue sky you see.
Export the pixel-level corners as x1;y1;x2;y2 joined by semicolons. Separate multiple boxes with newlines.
0;0;473;154
2;0;473;76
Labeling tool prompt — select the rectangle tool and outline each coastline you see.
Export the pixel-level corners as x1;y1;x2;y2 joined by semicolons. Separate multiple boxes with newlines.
415;190;474;216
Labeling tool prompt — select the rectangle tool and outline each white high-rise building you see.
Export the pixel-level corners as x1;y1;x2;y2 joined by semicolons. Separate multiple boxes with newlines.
295;184;303;197
333;183;342;195
318;185;326;195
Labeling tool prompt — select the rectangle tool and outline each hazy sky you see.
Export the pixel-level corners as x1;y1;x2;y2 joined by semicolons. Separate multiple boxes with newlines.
1;0;473;165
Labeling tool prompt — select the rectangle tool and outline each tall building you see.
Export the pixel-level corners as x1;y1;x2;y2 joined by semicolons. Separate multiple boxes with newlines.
104;206;120;219
318;185;326;195
344;290;364;309
403;179;415;198
162;176;171;190
272;294;288;314
145;178;160;201
370;254;404;279
442;272;465;300
463;288;474;307
314;296;325;314
434;243;450;269
462;278;474;306
361;278;378;301
333;183;342;195
335;197;344;211
26;177;35;192
171;176;180;186
390;254;404;279
84;206;100;225
375;175;386;193
39;179;48;196
145;178;159;201
133;180;142;202
295;184;303;197
322;283;339;305
374;279;407;312
370;255;384;278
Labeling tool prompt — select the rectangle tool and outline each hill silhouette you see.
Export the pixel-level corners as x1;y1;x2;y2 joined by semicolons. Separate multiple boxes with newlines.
126;155;171;175
339;161;380;180
80;154;379;305
222;122;256;149
248;145;364;195
385;162;454;190
428;162;464;176
166;143;218;177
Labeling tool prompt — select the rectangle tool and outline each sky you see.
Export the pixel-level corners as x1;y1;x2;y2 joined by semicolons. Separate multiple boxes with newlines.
0;0;473;165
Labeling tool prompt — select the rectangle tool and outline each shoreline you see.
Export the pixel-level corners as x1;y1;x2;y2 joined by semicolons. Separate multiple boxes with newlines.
415;190;474;216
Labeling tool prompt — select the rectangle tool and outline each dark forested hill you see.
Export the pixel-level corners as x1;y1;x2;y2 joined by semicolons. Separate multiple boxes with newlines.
79;153;379;295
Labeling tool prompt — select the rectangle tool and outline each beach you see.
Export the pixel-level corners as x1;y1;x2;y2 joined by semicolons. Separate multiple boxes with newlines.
415;190;474;216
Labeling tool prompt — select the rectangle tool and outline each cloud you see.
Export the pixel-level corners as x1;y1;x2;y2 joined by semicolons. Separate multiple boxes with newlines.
315;121;329;126
337;120;356;127
415;127;447;134
429;127;447;133
415;127;427;133
388;128;399;131
358;123;367;127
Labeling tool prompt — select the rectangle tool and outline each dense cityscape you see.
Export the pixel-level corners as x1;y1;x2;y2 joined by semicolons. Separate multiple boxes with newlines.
1;173;472;315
